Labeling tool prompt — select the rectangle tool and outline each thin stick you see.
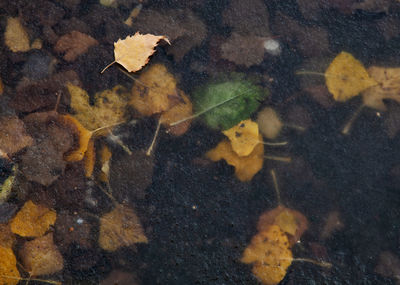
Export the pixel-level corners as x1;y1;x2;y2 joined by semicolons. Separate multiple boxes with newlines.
0;275;61;285
285;123;306;132
259;141;288;146
270;169;281;205
53;91;62;112
292;258;332;268
92;121;126;135
118;68;149;87
146;119;161;156
108;132;132;155
169;93;244;127
265;155;292;163
341;104;365;135
101;61;116;74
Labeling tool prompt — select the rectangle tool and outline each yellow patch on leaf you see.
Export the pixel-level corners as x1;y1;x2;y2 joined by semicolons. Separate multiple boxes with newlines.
160;91;193;136
362;66;400;111
10;200;56;238
99;204;148;251
103;32;170;73
223;119;259;156
0;246;20;285
257;205;309;246
84;138;95;177
63;114;93;162
206;135;264;182
241;225;293;285
5;17;30;52
325;51;377;102
130;64;177;116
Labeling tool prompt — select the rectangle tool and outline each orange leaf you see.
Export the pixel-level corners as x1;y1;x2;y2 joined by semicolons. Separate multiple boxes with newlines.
10;200;56;238
83;138;95;177
0;246;20;285
206;135;264;182
104;32;170;73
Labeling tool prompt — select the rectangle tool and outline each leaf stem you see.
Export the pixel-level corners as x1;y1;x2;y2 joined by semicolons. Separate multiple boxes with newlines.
341;104;365;135
292;258;332;268
146;118;161;156
101;61;116;74
265;155;292;163
270;169;281;205
258;141;288;146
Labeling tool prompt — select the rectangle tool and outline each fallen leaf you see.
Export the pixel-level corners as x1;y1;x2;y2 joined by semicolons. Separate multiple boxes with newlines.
104;32;170;73
10;200;56;238
256;107;283;140
0;77;3;95
63;115;93;162
351;0;391;13
241;225;293;285
362;66;400;111
193;76;268;130
54;31;98;62
0;165;16;204
0;116;33;156
99;204;148;251
5;17;30;52
130;64;177;116
375;251;400;283
160;91;193;136
257;205;308;246
320;211;344;240
84;138;95;177
325;52;377;101
99;144;112;183
19;233;64;276
0;224;15;248
0;246;20;285
206;135;264;182
223;119;260;156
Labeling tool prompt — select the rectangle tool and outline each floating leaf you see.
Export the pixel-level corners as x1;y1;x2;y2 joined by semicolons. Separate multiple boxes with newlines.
257;205;308;246
102;32;170;73
19;233;64;276
0;246;20;285
5;17;30;52
362;66;400;111
241;225;293;285
130;64;177;116
206;135;264;182
193;76;267;130
325;51;377;101
223;119;259;156
99;204;148;251
10;200;56;238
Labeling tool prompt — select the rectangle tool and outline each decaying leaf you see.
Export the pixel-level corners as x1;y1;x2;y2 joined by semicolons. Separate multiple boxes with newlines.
325;52;377;101
160;91;193;136
5;17;30;52
10;200;56;238
375;251;400;284
19;233;64;276
241;225;293;285
0;116;33;156
256;107;283;140
99;204;148;251
223;119;260;156
0;246;20;285
103;32;170;73
206;135;264;182
68;84;129;131
362;66;400;111
130;64;177;116
0;165;16;204
0;78;3;95
257;205;309;246
83;139;95;177
63;114;93;162
0;224;15;248
54;31;98;62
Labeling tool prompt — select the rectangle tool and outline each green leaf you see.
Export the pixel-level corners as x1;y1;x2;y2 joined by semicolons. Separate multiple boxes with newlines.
193;77;267;130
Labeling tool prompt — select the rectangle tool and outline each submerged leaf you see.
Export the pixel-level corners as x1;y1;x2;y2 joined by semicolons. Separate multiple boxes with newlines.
10;200;56;238
5;17;30;52
0;246;20;285
325;52;377;101
0;116;33;156
105;32;170;73
206;135;264;182
193;77;267;130
223;119;259;156
241;225;293;285
99;204;148;251
256;107;283;140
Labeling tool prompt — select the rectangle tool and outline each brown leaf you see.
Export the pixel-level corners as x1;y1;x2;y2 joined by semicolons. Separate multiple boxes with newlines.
19;233;64;276
99;204;148;251
0;223;15;248
0;116;33;156
54;31;98;62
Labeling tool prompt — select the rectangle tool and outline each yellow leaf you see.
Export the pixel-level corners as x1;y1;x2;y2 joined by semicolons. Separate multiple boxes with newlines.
241;225;292;285
67;84;129;131
5;17;30;52
0;246;20;285
325;52;377;102
10;200;56;238
99;204;148;251
83;138;95;177
206;135;264;182
130;64;177;116
104;32;170;73
362;66;400;111
223;119;259;156
160;91;193;136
